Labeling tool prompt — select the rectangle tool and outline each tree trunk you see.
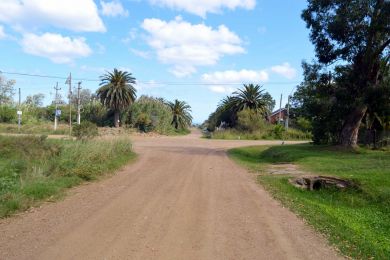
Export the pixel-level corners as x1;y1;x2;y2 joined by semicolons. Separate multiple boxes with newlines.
339;106;367;147
114;110;120;128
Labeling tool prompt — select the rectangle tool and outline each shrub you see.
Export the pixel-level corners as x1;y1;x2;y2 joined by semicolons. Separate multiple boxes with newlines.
72;122;98;140
296;117;312;132
237;109;267;132
135;113;152;132
0;105;16;123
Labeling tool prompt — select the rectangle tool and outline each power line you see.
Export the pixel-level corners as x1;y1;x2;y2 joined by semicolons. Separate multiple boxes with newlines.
0;70;300;86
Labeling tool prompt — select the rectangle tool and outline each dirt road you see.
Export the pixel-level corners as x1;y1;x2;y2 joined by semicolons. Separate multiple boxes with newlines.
0;131;341;259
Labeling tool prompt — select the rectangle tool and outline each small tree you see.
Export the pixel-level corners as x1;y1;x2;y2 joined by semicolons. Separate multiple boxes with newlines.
168;100;193;130
97;69;137;127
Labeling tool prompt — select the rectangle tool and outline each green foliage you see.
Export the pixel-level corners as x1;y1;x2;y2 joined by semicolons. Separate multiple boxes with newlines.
97;69;137;127
229;145;390;259
126;96;177;134
168;99;193;130
296;117;312;132
81;102;110;126
72;122;98;140
0;105;16;123
272;124;285;139
206;84;275;130
237;109;266;132
210;125;311;141
135;113;152;132
0;135;135;217
300;0;390;146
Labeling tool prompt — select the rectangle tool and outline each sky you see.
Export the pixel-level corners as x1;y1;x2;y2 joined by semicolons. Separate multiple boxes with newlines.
0;0;315;123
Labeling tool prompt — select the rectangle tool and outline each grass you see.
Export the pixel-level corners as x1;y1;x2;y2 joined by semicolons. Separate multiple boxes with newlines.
209;128;311;141
0;135;136;218
228;144;390;259
0;123;69;135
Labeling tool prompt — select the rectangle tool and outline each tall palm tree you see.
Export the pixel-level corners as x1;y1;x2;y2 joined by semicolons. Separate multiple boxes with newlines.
97;69;137;127
168;99;193;129
231;84;268;114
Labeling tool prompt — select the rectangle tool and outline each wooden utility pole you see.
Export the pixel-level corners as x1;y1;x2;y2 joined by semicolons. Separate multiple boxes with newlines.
66;73;72;136
286;95;290;130
77;82;81;125
278;94;283;125
54;82;61;130
18;88;21;131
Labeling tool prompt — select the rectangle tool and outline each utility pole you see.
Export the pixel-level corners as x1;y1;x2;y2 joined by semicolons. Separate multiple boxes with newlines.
77;81;81;125
286;95;290;130
54;82;61;130
278;94;283;125
66;73;72;136
18;88;21;131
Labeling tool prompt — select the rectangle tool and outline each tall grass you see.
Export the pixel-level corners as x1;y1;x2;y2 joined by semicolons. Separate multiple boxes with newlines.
0;123;69;135
210;127;311;140
0;135;135;217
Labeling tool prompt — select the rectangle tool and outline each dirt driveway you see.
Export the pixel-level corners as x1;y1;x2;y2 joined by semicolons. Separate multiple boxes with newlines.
0;130;341;259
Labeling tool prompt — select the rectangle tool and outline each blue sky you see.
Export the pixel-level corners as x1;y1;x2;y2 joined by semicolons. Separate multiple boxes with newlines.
0;0;315;123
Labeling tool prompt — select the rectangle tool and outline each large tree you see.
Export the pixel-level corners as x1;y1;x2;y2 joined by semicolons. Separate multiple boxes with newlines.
97;69;137;127
302;0;390;147
168;99;192;130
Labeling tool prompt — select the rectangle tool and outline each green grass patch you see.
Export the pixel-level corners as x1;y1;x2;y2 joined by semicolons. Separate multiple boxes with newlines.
0;135;136;218
229;144;390;259
0;123;69;135
210;127;311;141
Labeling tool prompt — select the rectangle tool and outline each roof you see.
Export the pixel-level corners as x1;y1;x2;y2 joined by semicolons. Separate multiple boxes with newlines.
270;108;287;117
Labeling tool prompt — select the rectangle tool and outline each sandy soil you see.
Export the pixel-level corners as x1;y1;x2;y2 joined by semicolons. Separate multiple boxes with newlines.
0;130;341;259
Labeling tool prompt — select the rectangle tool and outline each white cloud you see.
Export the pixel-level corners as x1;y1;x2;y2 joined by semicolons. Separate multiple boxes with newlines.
130;48;151;59
202;69;269;94
202;69;269;83
0;25;5;39
142;16;245;77
149;0;256;17
271;62;297;79
0;0;105;32
21;33;92;64
100;1;128;17
136;80;164;90
209;85;235;94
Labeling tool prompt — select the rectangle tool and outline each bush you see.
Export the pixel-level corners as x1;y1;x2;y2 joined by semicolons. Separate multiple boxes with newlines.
72;122;98;140
125;96;177;134
135;113;152;132
0;105;16;123
237;109;267;132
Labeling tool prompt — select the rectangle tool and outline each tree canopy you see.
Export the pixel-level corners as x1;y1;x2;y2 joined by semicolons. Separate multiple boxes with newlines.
300;0;390;146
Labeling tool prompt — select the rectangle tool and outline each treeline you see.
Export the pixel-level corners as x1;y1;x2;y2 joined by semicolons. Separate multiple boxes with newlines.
203;84;311;140
290;0;390;147
0;69;193;135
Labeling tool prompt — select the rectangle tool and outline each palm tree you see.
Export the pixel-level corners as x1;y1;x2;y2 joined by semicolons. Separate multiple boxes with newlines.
230;84;268;115
97;69;137;127
168;99;193;129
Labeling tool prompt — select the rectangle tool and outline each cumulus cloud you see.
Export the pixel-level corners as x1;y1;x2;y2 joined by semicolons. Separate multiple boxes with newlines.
0;25;5;39
21;33;92;64
202;69;269;84
149;0;256;17
0;0;105;32
209;85;235;94
101;1;129;17
142;16;245;77
271;62;297;79
130;48;151;59
202;69;269;93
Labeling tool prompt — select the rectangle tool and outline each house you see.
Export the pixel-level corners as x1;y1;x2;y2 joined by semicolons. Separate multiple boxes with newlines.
269;108;288;124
